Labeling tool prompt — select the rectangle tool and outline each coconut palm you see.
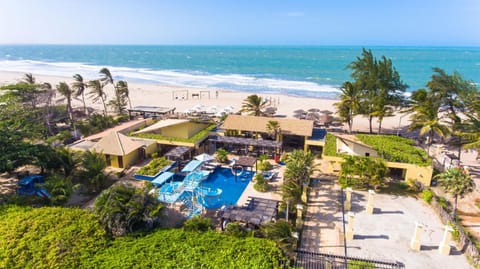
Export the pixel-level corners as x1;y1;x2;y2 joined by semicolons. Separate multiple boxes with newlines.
41;82;56;135
99;67;114;86
55;147;79;178
261;220;297;258
407;89;450;155
435;167;475;218
56;82;76;127
94;183;164;236
21;73;36;85
334;81;361;133
109;80;129;114
116;80;132;109
72;74;88;115
77;150;108;193
87;80;108;117
240;94;268;116
266;120;281;141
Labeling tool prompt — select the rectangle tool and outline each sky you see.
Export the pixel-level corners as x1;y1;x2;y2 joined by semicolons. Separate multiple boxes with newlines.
0;0;479;46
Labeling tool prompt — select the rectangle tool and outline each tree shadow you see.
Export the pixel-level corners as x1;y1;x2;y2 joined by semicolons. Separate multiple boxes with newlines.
420;245;438;251
373;208;404;214
353;234;389;240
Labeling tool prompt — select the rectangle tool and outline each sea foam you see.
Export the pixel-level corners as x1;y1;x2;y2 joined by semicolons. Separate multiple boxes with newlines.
0;60;340;98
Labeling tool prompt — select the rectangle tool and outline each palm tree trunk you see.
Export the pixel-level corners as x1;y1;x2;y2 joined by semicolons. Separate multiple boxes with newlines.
369;115;373;134
101;98;108;117
82;92;87;115
348;110;353;133
127;96;132;110
453;195;458;219
378;118;383;134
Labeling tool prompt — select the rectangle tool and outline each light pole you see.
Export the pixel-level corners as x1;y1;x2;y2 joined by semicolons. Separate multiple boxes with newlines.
397;113;409;136
341;188;348;264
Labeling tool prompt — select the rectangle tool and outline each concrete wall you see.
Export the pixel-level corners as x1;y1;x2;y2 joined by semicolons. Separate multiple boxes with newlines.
322;155;433;186
159;122;208;139
336;138;379;157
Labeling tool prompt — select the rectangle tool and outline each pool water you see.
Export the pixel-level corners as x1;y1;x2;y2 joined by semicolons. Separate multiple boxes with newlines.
200;167;253;208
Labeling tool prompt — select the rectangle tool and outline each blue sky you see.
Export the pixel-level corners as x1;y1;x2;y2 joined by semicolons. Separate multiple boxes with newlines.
0;0;479;46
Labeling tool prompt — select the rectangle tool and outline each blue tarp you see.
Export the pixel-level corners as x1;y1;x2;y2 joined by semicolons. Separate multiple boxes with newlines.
152;172;175;185
181;160;203;172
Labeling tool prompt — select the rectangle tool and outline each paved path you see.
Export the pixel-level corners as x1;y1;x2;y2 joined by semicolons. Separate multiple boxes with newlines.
299;175;472;268
300;176;344;254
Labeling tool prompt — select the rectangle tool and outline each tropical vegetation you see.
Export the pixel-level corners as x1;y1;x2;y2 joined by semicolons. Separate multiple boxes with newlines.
435;167;475;218
94;183;164;236
136;156;171;176
0;205;286;269
338;156;388;189
240;94;269;116
337;49;407;134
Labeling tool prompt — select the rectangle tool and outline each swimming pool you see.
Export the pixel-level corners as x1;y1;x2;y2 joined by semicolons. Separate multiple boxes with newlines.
199;167;253;208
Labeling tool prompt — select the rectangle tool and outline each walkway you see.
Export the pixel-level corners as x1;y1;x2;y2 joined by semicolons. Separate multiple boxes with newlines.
300;176;343;254
300;175;471;268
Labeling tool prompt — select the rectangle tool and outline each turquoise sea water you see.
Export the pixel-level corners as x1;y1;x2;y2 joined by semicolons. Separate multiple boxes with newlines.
0;45;479;99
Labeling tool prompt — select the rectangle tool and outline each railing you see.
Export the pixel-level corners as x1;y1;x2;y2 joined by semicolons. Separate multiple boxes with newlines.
279;250;405;269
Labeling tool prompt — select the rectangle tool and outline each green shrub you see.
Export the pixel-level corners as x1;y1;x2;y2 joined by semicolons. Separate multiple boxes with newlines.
215;148;229;163
257;160;272;171
0;206;286;269
183;215;214;232
421;189;434;204
254;174;269;192
224;222;248;237
348;260;376;269
436;196;449;210
136;157;172;176
355;134;430;166
323;133;343;157
449;222;460;241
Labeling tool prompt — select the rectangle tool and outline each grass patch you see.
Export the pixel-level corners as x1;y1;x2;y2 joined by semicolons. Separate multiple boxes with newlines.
377;181;419;196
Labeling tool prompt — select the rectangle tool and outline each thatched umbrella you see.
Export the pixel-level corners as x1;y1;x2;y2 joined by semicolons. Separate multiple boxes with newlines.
305;112;321;121
308;108;321;113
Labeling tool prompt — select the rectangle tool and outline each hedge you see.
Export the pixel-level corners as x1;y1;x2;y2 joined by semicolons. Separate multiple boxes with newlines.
355;134;430;166
0;205;286;269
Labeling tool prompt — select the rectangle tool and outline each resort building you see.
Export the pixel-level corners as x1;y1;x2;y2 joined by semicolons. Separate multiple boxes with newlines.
132;118;215;157
70;131;157;169
217;115;326;155
323;133;433;186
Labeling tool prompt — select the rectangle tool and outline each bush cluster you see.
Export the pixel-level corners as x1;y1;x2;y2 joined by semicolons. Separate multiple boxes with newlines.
355;134;430;166
0;205;286;269
254;174;269;192
136;157;172;176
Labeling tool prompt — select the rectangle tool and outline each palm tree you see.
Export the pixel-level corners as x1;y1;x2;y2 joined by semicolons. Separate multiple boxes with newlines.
41;82;56;136
240;94;268;116
21;73;36;85
87;80;108;117
72;74;88;115
94;183;164;236
55;147;79;178
261;220;297;258
78;150;108;193
99;67;114;86
407;89;450;155
334;81;361;133
435;167;475;218
56;82;76;127
116;80;132;109
266;120;281;141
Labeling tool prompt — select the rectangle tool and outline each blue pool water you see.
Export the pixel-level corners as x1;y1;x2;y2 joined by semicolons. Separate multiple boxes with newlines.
200;167;253;208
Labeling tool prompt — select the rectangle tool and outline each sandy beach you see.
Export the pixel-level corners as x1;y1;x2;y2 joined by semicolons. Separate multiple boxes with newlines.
0;71;409;133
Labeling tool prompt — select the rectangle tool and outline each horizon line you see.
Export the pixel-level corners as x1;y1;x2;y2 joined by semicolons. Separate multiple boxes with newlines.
1;43;480;48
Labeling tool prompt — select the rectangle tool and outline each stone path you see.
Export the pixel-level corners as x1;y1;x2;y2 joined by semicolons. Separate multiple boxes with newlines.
300;176;344;254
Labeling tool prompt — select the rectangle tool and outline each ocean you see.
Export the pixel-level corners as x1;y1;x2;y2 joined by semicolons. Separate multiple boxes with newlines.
0;45;479;99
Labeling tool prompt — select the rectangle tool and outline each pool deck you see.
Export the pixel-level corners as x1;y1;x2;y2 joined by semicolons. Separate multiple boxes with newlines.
236;160;284;206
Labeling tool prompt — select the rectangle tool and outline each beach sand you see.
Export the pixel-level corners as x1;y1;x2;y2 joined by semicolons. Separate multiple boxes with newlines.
0;71;409;133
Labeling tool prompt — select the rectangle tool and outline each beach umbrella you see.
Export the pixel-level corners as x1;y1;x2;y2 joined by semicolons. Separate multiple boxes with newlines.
194;153;215;162
308;108;321;113
320;109;334;115
293;109;306;114
305;112;321;121
264;107;277;115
